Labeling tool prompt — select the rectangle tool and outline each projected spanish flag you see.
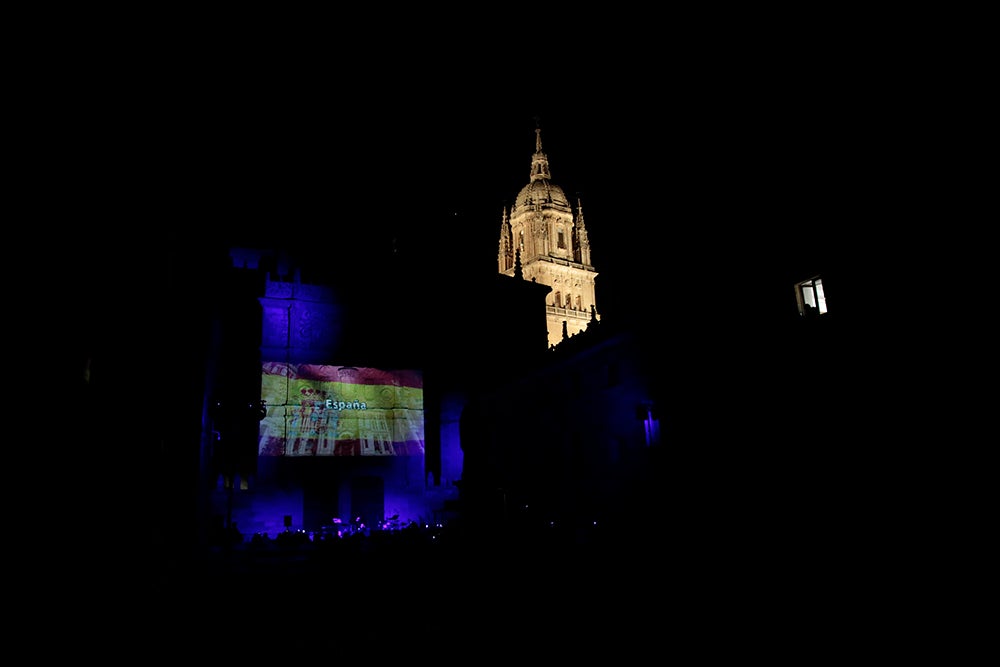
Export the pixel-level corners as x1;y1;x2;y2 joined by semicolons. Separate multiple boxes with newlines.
258;363;424;457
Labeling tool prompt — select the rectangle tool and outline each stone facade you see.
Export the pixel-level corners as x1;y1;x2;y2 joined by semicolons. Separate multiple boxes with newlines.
498;127;599;347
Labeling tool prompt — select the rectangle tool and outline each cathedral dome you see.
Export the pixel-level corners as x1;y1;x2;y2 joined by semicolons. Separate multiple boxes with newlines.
513;179;573;215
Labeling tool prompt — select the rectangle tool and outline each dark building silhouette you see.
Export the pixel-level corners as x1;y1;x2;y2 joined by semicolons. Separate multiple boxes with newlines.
60;121;865;648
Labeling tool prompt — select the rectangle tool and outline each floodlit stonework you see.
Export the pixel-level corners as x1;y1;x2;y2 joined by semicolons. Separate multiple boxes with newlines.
498;127;600;348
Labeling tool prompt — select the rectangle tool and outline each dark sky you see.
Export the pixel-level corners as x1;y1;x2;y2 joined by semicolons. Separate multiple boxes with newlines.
142;73;877;323
48;19;921;330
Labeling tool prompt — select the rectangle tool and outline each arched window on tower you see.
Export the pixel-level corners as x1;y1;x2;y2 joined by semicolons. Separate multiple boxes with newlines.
557;228;566;250
553;291;562;308
575;295;582;310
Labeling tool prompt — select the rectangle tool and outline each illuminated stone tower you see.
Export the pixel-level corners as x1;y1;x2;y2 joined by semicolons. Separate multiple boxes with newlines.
498;126;599;348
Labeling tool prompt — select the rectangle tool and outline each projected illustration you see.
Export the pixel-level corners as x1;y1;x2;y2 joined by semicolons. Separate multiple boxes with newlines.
258;363;424;456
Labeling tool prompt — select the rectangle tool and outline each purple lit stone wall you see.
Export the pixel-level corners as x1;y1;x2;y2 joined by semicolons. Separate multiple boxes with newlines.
212;272;442;540
259;278;343;362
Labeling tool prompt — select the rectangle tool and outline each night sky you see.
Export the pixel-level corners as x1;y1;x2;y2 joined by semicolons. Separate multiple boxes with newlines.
47;15;926;348
60;72;869;321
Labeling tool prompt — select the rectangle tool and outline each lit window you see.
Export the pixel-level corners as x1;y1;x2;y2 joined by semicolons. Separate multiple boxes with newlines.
797;277;828;317
637;402;660;447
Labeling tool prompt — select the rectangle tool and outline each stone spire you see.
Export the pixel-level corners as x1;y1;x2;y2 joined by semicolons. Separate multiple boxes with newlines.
574;197;592;266
529;126;552;184
497;207;513;274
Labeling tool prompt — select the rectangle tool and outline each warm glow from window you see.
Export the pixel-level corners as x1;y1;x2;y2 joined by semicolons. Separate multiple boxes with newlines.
797;277;828;316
